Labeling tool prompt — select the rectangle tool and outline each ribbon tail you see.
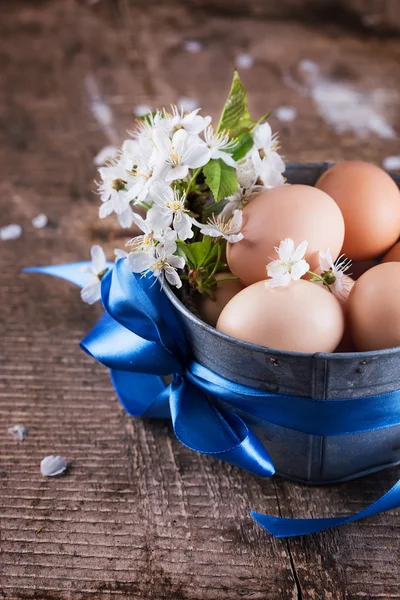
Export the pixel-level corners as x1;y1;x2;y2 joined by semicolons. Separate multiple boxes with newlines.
23;262;113;288
170;376;275;478
251;479;400;538
110;370;170;418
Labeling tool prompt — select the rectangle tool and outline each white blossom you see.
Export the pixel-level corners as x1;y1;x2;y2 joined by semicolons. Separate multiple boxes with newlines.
319;249;352;301
204;126;236;167
236;154;259;189
126;212;178;253
152;128;209;183
251;122;285;188
195;209;244;243
126;242;185;289
253;122;281;158
147;185;194;240
40;455;68;477
267;238;309;288
161;106;211;136
221;185;263;219
80;245;108;304
130;111;161;147
97;161;135;227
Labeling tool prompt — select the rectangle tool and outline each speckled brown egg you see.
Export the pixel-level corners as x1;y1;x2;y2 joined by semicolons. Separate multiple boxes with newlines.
316;161;400;260
216;279;344;353
198;273;244;327
226;185;345;287
348;262;400;351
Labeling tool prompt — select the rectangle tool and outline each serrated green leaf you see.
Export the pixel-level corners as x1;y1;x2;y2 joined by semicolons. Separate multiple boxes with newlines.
188;239;211;268
176;237;217;270
218;71;251;135
217;72;272;140
203;159;239;201
176;241;196;269
231;132;254;161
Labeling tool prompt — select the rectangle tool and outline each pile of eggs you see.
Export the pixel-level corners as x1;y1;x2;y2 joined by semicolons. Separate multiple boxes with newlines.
198;160;400;354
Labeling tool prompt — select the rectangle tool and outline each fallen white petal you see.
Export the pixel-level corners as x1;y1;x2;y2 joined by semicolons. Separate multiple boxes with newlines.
177;97;199;112
8;425;28;441
382;156;400;171
274;106;297;122
184;40;203;53
0;224;22;240
93;145;119;166
134;104;152;117
32;213;48;229
40;455;68;477
235;54;254;69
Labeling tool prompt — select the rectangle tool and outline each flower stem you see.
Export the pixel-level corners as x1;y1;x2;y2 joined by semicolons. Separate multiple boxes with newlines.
186;167;202;195
214;276;239;283
307;271;333;292
206;243;222;283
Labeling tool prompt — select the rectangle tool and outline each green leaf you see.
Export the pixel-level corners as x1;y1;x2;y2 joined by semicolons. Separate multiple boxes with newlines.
177;237;216;270
217;71;272;139
218;71;251;135
250;111;272;132
176;241;196;269
188;238;212;268
231;132;254;161
203;159;239;201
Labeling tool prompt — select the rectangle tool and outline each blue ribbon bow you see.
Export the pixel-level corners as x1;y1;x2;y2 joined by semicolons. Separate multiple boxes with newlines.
24;260;400;538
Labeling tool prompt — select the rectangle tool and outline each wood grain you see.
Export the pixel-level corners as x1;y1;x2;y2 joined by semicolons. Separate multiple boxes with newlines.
1;1;400;598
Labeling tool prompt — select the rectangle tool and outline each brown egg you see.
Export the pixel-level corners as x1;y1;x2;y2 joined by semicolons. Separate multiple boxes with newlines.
227;185;345;287
198;273;244;327
348;262;400;351
217;279;344;353
382;241;400;263
316;161;400;260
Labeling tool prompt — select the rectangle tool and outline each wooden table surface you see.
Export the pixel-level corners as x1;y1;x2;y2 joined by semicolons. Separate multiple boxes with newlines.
1;2;400;598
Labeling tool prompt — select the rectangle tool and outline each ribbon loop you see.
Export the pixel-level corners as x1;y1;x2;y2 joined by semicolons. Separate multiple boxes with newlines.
170;375;275;478
81;313;183;376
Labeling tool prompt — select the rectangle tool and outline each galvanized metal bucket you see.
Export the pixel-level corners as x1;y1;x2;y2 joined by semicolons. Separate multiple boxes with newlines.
164;163;400;485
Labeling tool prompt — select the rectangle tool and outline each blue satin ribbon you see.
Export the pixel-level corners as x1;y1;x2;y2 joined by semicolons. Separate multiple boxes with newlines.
23;260;400;538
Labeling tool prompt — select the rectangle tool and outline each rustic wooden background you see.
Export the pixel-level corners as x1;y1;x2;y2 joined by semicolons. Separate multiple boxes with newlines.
1;1;400;598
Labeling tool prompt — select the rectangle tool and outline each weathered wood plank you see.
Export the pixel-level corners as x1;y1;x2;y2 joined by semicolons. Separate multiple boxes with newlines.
1;1;400;599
